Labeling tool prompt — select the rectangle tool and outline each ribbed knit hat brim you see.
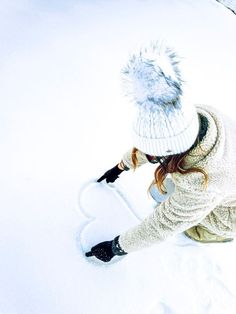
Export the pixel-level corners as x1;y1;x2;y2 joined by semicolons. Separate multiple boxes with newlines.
132;111;199;156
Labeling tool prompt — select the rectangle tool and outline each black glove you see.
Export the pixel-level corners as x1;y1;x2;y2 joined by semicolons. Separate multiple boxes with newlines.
85;236;127;263
97;164;124;183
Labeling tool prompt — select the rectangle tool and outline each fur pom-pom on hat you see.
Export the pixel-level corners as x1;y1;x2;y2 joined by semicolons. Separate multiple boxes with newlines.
122;41;182;111
122;41;199;156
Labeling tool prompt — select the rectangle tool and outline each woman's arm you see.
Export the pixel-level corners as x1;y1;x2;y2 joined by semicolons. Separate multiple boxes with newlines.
118;172;221;253
121;148;149;170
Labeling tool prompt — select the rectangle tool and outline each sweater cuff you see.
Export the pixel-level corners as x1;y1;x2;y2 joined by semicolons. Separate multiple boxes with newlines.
120;160;130;171
112;236;128;256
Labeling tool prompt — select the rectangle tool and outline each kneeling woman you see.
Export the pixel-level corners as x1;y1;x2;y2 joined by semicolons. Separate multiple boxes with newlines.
86;42;236;262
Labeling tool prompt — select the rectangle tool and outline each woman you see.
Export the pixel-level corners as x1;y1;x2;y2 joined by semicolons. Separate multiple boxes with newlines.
85;42;236;263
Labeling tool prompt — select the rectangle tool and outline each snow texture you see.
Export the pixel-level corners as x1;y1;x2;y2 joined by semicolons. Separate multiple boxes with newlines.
217;0;236;13
0;0;236;313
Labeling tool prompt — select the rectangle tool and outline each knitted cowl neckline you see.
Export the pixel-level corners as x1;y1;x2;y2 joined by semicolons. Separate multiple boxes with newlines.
184;106;220;168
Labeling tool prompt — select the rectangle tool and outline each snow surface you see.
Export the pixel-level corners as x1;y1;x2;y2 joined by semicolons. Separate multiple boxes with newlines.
217;0;236;13
0;0;236;313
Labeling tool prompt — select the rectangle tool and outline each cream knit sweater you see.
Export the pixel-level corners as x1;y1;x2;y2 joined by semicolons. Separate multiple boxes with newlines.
119;105;236;253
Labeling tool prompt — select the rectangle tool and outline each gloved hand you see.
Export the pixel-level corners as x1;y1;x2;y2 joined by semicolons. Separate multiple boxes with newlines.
85;236;127;263
85;240;115;262
97;164;124;183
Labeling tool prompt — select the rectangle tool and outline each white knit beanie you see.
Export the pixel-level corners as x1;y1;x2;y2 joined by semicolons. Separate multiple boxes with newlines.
122;41;199;156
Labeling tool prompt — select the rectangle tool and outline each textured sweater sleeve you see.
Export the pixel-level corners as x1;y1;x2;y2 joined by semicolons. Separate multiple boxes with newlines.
118;172;221;253
121;148;149;169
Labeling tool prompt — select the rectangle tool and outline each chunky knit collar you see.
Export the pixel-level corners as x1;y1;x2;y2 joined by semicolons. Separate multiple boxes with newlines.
184;105;223;167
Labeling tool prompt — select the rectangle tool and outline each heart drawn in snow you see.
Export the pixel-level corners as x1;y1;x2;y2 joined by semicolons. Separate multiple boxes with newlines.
77;180;141;264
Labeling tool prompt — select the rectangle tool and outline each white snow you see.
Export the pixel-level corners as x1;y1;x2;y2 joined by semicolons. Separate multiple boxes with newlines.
217;0;236;12
0;0;236;313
